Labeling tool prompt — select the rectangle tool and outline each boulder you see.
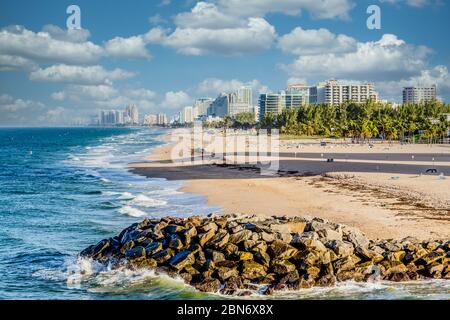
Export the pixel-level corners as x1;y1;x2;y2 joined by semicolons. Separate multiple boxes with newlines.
326;240;354;258
206;230;230;249
217;267;239;281
229;230;253;244
195;279;221;293
168;250;195;271
268;240;298;260
241;261;267;280
125;246;146;260
198;230;215;247
271;260;296;274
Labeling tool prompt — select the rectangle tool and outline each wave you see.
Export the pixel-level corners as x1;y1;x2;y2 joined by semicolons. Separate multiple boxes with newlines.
130;194;167;207
118;206;147;217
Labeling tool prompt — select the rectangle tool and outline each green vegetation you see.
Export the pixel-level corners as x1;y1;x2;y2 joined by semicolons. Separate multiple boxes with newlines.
260;99;450;143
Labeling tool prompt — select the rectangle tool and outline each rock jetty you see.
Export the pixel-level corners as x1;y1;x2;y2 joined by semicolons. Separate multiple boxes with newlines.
80;214;450;295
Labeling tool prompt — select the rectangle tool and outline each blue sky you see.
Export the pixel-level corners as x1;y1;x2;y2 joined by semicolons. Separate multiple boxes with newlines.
0;0;449;125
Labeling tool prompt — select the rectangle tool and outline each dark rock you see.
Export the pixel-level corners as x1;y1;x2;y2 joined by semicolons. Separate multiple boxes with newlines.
241;261;267;280
198;230;215;247
206;249;226;263
195;278;221;293
120;240;135;255
271;260;296;274
168;250;195;271
206;230;230;249
268;240;298;259
125;246;145;259
153;249;174;264
229;230;253;244
217;267;239;281
316;274;337;287
145;242;163;256
168;234;184;250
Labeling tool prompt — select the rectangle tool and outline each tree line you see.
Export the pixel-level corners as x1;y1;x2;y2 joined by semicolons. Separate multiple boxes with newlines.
204;100;450;144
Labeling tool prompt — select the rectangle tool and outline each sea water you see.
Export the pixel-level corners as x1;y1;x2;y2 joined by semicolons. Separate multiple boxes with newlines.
0;127;448;300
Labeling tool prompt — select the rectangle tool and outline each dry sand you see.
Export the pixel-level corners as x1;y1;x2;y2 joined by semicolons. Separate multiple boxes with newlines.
130;129;450;240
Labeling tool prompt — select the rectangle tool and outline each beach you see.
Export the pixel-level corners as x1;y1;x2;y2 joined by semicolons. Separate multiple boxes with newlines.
131;129;450;241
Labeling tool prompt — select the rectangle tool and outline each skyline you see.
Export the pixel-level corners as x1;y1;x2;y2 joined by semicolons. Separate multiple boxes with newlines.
1;0;450;126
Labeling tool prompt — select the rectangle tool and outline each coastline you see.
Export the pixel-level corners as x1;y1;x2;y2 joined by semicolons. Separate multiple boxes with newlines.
130;129;450;241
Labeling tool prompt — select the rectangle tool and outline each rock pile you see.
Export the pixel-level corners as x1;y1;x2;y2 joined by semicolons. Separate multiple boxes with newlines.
80;214;450;295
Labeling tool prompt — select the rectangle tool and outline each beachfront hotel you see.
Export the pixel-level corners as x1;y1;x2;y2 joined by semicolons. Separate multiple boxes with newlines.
403;85;437;104
208;87;253;118
258;80;379;119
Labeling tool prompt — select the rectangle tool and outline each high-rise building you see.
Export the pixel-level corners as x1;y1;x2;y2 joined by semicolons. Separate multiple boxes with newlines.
258;80;379;119
193;98;213;117
124;104;139;125
143;114;158;126
180;106;196;124
157;113;168;126
208;87;253;118
317;80;379;105
403;85;437;104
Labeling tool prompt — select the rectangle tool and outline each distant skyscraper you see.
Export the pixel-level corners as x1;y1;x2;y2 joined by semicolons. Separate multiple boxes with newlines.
317;80;379;105
157;113;167;125
143;114;157;126
403;85;437;104
208;87;253;118
124;104;139;124
194;98;213;117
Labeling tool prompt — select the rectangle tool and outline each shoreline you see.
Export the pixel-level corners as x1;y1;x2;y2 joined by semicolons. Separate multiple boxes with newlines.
130;129;450;241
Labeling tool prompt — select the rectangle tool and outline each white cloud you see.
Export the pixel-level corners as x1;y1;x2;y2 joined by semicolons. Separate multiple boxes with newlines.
29;64;136;85
376;65;450;102
41;25;91;43
105;35;152;59
278;27;357;55
197;78;270;97
0;25;104;65
123;88;157;99
0;94;45;112
280;34;431;82
0;54;37;71
215;0;354;20
379;0;431;7
150;17;277;56
149;14;168;25
162;91;193;110
51;91;66;101
174;2;244;29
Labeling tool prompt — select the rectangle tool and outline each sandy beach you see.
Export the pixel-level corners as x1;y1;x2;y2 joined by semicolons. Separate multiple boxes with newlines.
131;129;450;240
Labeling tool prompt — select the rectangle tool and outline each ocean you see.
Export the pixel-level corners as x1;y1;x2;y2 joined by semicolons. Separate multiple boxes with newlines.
0;127;448;300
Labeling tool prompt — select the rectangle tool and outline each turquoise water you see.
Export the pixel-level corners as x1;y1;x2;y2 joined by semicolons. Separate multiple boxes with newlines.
0;127;448;300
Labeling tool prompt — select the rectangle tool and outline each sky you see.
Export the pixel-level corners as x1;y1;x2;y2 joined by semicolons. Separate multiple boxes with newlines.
0;0;449;126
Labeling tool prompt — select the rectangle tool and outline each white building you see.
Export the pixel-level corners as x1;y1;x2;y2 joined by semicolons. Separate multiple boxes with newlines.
193;98;213;117
403;85;437;104
124;104;139;125
180;106;197;124
157;113;168;126
143;114;157;126
317;80;379;105
208;87;253;118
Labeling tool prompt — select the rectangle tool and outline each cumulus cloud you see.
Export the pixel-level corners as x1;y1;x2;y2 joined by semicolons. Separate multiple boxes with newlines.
29;64;136;85
105;35;152;59
197;78;270;97
379;0;431;7
278;27;357;55
162;91;193;110
0;25;104;65
0;94;45;112
280;34;431;82
149;17;277;56
214;0;354;20
174;2;244;29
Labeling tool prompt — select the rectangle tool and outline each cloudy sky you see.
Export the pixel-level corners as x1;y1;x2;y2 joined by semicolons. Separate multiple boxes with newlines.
0;0;449;126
